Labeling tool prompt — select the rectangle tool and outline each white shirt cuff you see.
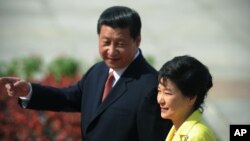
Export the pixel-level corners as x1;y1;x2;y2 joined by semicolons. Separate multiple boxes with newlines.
19;82;32;100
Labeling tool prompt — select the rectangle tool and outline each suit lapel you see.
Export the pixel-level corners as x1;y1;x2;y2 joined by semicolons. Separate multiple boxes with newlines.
85;52;145;131
89;76;132;124
83;66;109;131
91;69;109;112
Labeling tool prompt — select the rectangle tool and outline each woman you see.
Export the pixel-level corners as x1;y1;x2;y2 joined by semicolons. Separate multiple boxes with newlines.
157;55;216;141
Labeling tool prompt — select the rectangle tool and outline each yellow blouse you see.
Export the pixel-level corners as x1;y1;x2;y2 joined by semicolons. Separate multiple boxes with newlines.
165;110;216;141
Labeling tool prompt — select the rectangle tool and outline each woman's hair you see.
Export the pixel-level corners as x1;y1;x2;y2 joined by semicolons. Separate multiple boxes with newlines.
158;55;213;112
97;6;141;40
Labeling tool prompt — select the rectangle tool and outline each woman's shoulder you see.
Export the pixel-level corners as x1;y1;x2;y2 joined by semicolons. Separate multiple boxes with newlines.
188;121;217;141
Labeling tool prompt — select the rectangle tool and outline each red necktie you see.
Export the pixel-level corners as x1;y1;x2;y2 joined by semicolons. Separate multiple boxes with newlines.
102;71;114;101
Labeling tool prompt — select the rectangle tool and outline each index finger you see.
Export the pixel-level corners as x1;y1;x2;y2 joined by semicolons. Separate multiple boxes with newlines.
0;77;21;85
0;77;21;94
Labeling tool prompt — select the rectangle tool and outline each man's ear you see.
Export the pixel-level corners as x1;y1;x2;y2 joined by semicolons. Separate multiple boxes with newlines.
135;34;141;47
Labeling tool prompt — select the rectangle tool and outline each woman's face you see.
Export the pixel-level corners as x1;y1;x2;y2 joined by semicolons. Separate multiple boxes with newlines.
157;78;194;121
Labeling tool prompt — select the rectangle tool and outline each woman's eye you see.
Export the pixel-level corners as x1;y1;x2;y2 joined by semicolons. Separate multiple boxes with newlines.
164;91;173;95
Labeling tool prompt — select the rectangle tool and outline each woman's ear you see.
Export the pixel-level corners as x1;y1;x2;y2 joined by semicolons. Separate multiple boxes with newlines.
188;95;197;106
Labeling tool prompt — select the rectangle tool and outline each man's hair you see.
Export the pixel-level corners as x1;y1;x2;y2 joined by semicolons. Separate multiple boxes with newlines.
97;6;141;40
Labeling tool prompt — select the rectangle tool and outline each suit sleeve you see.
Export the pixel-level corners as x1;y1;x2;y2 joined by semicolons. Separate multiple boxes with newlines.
18;78;84;112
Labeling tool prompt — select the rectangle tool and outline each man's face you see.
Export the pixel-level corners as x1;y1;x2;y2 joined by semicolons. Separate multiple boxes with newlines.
98;25;141;71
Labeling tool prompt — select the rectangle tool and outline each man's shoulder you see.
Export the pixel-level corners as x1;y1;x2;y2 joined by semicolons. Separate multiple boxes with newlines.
131;54;157;73
89;61;107;71
84;61;107;78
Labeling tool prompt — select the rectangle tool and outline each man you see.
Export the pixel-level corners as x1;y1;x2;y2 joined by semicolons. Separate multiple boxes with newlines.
0;6;172;141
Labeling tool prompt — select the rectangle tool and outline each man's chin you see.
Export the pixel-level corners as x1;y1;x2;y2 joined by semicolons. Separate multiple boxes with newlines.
106;63;117;69
107;65;123;71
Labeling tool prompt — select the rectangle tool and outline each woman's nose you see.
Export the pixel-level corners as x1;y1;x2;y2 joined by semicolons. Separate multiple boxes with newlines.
157;94;164;105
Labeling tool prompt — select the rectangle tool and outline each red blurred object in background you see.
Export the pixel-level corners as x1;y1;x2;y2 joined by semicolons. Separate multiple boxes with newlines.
0;74;82;141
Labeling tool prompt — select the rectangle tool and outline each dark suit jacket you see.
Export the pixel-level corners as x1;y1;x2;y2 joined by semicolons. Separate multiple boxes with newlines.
21;53;172;141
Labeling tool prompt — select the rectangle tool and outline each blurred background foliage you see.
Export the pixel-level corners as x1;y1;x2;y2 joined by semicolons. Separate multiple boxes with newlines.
47;56;80;82
0;56;42;80
0;55;84;81
0;54;155;81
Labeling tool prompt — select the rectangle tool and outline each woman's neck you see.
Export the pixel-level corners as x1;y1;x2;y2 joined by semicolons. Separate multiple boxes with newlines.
172;108;194;131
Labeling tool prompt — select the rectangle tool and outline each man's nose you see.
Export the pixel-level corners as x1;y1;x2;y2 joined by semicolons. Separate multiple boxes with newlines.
108;45;117;55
